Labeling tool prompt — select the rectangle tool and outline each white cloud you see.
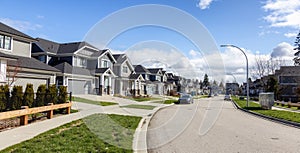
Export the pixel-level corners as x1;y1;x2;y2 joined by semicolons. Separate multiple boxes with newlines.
262;0;300;29
0;18;42;32
189;49;200;57
197;0;214;10
270;42;294;59
284;32;298;38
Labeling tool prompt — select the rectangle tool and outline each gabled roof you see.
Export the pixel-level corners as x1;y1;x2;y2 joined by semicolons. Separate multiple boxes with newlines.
54;62;91;75
148;68;162;74
8;55;60;72
134;65;150;73
129;74;144;81
113;54;134;71
33;38;100;54
0;22;35;40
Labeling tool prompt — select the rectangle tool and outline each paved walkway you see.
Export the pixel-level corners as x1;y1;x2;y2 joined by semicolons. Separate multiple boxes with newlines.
0;94;172;151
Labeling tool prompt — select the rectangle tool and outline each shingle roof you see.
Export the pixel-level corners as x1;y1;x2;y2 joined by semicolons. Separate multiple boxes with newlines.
34;38;101;54
7;55;60;72
0;52;18;60
95;68;109;73
129;74;142;80
0;22;35;40
134;65;150;73
113;54;127;64
148;68;162;74
54;62;91;75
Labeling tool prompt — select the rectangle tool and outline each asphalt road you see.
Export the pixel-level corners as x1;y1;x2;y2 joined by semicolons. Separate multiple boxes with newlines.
147;96;300;153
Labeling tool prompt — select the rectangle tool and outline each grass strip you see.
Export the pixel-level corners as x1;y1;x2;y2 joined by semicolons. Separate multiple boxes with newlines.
121;104;156;110
130;97;161;102
232;97;300;123
72;96;117;106
2;114;141;153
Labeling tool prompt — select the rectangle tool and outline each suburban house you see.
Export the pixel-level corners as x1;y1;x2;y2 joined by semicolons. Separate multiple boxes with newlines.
275;66;300;102
31;38;117;95
225;83;239;95
148;68;164;95
134;65;154;95
113;54;144;96
0;22;59;91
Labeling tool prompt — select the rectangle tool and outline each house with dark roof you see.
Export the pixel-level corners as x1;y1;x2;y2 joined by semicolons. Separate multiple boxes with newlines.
0;22;59;91
113;54;144;96
32;38;116;95
147;68;164;95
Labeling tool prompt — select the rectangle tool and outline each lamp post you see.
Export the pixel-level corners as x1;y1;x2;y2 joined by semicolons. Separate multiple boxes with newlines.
221;44;249;107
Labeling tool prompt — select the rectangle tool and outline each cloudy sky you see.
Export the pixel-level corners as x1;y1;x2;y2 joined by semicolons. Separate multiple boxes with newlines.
1;0;299;83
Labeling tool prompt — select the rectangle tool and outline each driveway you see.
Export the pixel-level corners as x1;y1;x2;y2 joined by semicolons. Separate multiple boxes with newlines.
147;96;300;153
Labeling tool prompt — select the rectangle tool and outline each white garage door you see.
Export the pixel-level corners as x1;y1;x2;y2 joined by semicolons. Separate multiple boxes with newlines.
68;79;87;95
14;78;47;92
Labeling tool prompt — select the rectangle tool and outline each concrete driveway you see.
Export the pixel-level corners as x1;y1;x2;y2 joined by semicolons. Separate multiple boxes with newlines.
147;96;300;153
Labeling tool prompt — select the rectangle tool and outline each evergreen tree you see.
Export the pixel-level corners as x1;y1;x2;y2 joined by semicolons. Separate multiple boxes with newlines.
203;74;210;88
293;31;300;66
0;85;5;111
58;86;68;104
23;84;34;107
35;84;46;107
11;86;23;110
45;84;58;104
3;85;10;110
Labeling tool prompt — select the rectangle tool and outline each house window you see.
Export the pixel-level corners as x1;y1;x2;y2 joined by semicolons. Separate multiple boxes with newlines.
123;66;128;73
38;55;46;63
76;56;87;68
101;60;110;68
0;34;12;50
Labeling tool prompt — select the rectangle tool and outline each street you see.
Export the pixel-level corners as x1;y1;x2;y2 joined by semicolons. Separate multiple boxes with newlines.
147;96;300;153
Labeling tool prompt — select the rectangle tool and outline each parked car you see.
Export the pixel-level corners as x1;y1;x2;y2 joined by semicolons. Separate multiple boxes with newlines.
224;94;231;101
177;94;194;104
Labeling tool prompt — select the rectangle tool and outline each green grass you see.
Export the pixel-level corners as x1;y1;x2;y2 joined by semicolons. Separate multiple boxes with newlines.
274;103;299;110
129;97;161;102
72;97;117;106
2;114;141;153
151;99;178;104
232;97;300;123
121;104;156;110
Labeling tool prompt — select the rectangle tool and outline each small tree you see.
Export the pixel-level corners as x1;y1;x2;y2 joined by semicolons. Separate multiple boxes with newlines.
3;85;10;110
58;86;68;104
35;84;46;107
11;86;23;110
45;84;58;104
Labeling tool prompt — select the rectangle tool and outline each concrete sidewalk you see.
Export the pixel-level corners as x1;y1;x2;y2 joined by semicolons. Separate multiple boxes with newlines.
0;95;172;152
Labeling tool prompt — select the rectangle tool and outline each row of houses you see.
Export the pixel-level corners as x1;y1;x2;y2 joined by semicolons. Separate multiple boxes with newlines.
0;22;200;96
238;66;300;102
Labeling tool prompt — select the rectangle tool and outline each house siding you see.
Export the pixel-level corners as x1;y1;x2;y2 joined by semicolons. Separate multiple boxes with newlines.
12;39;31;57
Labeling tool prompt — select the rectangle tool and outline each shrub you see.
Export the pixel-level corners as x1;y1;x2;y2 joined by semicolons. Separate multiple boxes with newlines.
3;85;10;110
0;85;5;112
58;86;68;104
23;84;34;107
35;84;46;107
45;84;58;104
11;86;23;110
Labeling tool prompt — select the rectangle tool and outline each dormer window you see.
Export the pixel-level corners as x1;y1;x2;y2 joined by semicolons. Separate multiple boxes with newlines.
0;34;12;50
101;60;110;68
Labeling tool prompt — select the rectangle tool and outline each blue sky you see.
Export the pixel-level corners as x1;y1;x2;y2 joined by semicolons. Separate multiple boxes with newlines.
1;0;299;82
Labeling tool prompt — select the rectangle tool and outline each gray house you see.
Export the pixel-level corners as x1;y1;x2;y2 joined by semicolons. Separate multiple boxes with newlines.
148;68;164;95
32;38;116;95
0;22;59;91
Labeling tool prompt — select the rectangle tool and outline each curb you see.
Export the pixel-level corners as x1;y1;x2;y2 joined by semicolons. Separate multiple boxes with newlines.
231;100;300;129
133;103;175;153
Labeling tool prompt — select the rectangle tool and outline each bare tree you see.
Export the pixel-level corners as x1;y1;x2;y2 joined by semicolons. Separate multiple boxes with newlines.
251;55;287;80
6;62;22;87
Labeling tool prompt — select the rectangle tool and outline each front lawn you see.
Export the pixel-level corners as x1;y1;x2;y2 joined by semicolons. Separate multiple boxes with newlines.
129;97;161;102
2;114;141;152
121;104;156;110
72;97;117;106
151;99;178;104
232;97;300;123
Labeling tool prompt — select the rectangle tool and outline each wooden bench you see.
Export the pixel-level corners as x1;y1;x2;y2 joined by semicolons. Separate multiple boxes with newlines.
0;102;72;125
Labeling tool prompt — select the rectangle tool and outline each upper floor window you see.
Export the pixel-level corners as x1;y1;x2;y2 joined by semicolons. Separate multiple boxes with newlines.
101;60;110;68
75;56;87;68
38;55;46;63
0;34;12;50
123;66;128;73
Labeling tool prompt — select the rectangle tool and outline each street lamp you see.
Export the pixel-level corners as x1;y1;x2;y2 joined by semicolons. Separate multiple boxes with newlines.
220;44;249;107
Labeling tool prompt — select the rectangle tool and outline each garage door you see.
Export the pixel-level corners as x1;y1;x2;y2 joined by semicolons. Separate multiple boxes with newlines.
68;79;86;95
14;78;47;92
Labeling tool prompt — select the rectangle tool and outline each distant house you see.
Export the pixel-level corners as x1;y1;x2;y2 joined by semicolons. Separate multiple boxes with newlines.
225;83;239;95
275;66;300;102
148;68;164;95
0;22;59;91
134;65;154;95
32;38;117;95
113;54;144;96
